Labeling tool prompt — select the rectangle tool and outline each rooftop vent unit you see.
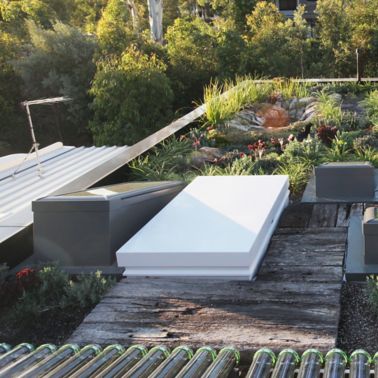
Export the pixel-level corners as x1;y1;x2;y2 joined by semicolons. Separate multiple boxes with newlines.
315;162;375;200
32;181;185;268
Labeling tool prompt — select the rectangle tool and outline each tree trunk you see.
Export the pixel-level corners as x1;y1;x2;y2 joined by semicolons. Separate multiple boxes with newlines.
127;0;140;32
147;0;163;43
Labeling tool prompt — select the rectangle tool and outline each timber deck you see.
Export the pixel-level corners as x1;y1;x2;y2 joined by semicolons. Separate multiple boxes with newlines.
68;203;358;353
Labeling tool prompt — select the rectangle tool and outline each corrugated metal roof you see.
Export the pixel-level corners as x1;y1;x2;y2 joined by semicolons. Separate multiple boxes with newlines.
0;143;129;243
0;343;375;378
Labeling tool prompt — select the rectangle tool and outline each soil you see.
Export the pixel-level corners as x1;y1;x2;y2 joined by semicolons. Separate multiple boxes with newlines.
0;306;93;346
337;282;378;354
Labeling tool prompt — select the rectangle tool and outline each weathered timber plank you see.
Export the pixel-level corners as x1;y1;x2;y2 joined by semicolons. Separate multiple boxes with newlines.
68;321;337;353
257;265;343;283
274;227;347;235
104;279;340;302
278;203;313;228
309;204;338;228
336;205;351;227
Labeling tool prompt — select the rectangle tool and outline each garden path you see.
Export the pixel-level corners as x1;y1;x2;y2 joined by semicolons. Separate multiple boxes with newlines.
68;203;355;355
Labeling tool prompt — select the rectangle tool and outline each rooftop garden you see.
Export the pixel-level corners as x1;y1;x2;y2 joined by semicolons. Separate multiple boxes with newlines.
128;79;378;197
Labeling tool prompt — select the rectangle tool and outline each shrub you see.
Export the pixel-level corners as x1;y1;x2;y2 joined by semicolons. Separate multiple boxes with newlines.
325;134;351;162
360;90;378;126
281;136;325;166
316;125;338;146
7;265;114;326
89;46;174;145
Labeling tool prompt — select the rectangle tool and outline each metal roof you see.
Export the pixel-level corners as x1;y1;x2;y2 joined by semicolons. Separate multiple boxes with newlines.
0;142;129;244
0;343;374;378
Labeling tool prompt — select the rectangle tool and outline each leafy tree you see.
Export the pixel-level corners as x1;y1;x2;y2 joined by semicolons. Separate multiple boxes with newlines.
165;17;218;108
89;46;174;145
316;0;353;76
0;31;25;154
14;21;97;145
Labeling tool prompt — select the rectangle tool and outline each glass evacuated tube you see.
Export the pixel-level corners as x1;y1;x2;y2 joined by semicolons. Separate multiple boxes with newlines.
201;346;240;378
69;344;125;378
246;348;276;378
297;349;323;378
323;349;348;378
148;346;193;378
121;346;170;378
98;345;148;378
350;350;371;378
44;344;102;378
271;349;300;378
175;346;217;378
0;344;11;354
0;343;56;378
18;344;80;378
0;343;34;370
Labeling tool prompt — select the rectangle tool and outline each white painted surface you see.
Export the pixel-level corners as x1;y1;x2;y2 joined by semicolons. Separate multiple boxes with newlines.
0;143;130;243
117;175;289;279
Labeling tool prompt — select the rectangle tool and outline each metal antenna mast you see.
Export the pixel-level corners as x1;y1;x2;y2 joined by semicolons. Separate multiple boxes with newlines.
13;96;72;178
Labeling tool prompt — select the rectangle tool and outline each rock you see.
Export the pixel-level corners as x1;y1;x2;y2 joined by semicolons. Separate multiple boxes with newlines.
190;147;223;167
301;103;318;122
329;93;342;103
298;96;317;106
226;107;264;131
258;104;290;129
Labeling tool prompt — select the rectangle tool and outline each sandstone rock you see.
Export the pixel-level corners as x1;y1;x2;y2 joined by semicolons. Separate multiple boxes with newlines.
190;147;223;167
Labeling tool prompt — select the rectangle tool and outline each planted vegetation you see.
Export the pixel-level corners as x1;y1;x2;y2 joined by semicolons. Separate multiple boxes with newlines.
130;79;378;197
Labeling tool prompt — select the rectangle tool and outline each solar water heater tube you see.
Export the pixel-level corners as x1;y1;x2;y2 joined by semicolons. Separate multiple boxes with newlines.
297;349;323;378
0;343;56;378
175;346;217;378
0;343;34;370
18;344;80;378
148;346;193;378
349;350;371;378
271;349;300;378
246;348;276;378
98;345;148;378
201;346;240;378
44;344;102;378
323;349;348;378
121;346;170;378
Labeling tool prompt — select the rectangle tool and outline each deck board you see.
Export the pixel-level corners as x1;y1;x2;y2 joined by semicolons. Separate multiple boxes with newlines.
68;204;347;353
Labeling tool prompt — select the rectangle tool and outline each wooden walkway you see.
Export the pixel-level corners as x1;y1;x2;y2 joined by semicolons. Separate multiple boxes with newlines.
68;204;353;353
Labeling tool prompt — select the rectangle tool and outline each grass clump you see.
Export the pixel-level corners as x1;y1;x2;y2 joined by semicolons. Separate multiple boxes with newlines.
360;90;378;126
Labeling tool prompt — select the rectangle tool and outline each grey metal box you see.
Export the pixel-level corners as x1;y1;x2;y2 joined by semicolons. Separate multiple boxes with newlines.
32;181;185;266
364;207;378;264
315;162;375;199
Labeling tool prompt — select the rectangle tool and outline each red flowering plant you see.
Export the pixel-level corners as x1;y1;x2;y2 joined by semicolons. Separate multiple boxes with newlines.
248;139;266;160
16;267;40;293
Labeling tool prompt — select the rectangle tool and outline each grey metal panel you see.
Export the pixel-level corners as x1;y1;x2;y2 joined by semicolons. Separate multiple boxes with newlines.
33;182;186;266
302;170;378;204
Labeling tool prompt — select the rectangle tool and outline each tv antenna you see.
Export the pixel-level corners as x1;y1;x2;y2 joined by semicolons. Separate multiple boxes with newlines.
13;96;72;178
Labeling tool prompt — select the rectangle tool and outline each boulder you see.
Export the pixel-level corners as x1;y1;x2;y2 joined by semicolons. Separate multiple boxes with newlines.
190;147;223;167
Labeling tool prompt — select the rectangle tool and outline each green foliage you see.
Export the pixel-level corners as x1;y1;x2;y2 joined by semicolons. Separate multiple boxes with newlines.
90;46;173;145
8;266;114;325
203;77;270;126
281;136;326;167
367;276;378;313
315;91;343;127
166;17;218;107
129;137;193;180
325;134;351;161
271;79;311;100
274;160;311;195
360;90;378;126
14;21;97;145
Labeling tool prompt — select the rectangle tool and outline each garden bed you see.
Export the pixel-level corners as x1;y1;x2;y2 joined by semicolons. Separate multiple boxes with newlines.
0;265;115;345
